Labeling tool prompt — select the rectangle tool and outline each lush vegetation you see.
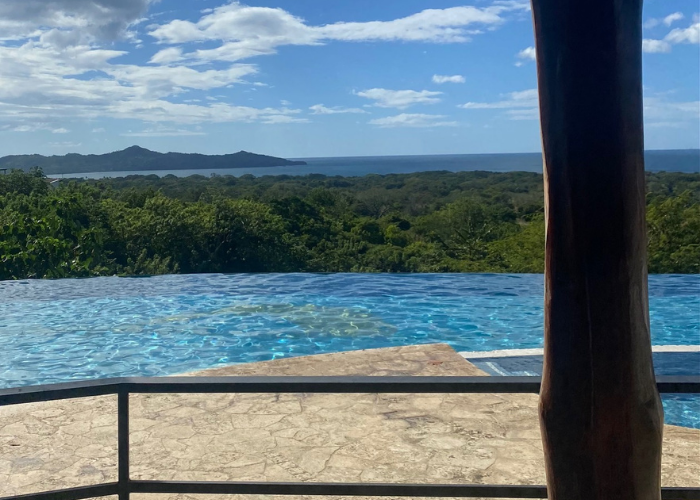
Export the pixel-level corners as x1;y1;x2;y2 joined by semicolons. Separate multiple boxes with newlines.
1;168;698;279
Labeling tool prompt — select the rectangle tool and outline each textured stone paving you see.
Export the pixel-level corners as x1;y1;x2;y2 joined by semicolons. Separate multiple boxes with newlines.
0;344;698;500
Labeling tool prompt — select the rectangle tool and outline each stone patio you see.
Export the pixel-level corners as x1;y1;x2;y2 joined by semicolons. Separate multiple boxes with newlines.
0;343;698;500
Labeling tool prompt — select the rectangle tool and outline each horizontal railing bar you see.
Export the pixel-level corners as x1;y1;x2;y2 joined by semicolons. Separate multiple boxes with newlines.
0;481;697;500
130;480;548;498
125;376;543;394
0;376;539;405
1;376;699;406
0;376;697;500
663;488;700;500
0;483;118;500
0;379;126;406
130;481;700;499
657;376;700;394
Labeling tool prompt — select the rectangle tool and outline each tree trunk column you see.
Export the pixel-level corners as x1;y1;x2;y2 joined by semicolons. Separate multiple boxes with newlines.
531;1;664;499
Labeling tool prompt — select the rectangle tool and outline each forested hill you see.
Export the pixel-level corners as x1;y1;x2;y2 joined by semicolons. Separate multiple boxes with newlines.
0;169;698;279
0;146;307;175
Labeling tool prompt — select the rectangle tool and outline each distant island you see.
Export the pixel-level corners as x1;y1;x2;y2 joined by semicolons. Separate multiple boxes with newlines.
0;146;307;175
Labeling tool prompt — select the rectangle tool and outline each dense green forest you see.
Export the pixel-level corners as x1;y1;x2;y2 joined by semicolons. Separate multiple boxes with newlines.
1;168;698;279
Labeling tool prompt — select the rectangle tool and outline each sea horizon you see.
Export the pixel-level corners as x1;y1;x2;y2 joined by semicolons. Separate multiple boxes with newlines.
290;148;699;161
52;148;699;179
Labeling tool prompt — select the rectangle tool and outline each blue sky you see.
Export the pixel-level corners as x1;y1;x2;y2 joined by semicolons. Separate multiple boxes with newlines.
0;0;698;158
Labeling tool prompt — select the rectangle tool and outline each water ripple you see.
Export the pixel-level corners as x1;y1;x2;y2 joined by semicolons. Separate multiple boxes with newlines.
0;274;697;391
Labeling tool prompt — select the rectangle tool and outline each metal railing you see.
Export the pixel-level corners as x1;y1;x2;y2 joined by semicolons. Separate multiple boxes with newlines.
1;376;699;500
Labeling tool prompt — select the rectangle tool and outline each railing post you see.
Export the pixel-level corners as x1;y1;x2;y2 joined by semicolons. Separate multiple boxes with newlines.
118;390;130;500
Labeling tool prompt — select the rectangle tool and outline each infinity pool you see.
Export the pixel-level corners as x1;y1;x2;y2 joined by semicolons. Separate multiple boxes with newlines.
1;274;698;425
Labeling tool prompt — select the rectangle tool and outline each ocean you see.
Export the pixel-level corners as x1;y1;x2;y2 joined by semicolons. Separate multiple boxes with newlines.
60;149;699;179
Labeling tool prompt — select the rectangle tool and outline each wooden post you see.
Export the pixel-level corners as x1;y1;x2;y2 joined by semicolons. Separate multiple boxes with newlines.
531;1;664;499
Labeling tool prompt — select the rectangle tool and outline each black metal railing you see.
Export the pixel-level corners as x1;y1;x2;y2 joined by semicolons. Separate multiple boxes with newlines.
1;376;699;500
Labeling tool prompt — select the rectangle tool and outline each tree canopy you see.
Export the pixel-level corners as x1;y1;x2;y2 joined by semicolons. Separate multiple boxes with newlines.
1;169;697;279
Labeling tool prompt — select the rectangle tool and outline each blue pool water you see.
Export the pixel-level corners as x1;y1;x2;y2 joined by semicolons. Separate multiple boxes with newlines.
1;273;698;426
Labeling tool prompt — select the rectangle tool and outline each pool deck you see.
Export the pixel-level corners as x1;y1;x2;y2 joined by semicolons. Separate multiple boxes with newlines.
0;343;698;499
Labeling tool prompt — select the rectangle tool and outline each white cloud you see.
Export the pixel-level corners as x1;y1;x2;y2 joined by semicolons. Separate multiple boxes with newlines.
459;89;539;120
369;113;458;128
518;46;536;59
106;64;259;98
459;89;538;110
355;88;442;109
4;122;71;133
664;12;685;27
643;21;700;53
0;35;298;130
505;109;539;120
665;22;700;44
0;0;153;44
515;46;536;66
149;4;316;46
104;100;306;125
148;2;530;63
309;104;368;115
49;141;82;148
459;86;698;127
317;7;502;43
92;127;106;133
491;0;530;11
149;47;183;64
645;122;686;129
0;1;529;135
261;115;310;124
643;39;672;53
0;42;304;128
432;74;465;84
644;94;699;128
645;12;685;30
644;18;660;29
122;127;206;137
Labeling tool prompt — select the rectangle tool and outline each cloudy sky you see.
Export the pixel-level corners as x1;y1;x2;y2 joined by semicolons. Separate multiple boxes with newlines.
0;0;698;158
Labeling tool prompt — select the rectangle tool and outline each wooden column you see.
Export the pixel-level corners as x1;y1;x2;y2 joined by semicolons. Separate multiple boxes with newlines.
530;1;664;499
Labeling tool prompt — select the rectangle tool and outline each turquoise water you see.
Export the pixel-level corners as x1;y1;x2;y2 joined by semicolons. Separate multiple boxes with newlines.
1;273;698;425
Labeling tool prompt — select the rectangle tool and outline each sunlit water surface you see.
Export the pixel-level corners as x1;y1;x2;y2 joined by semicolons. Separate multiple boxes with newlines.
1;273;698;426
